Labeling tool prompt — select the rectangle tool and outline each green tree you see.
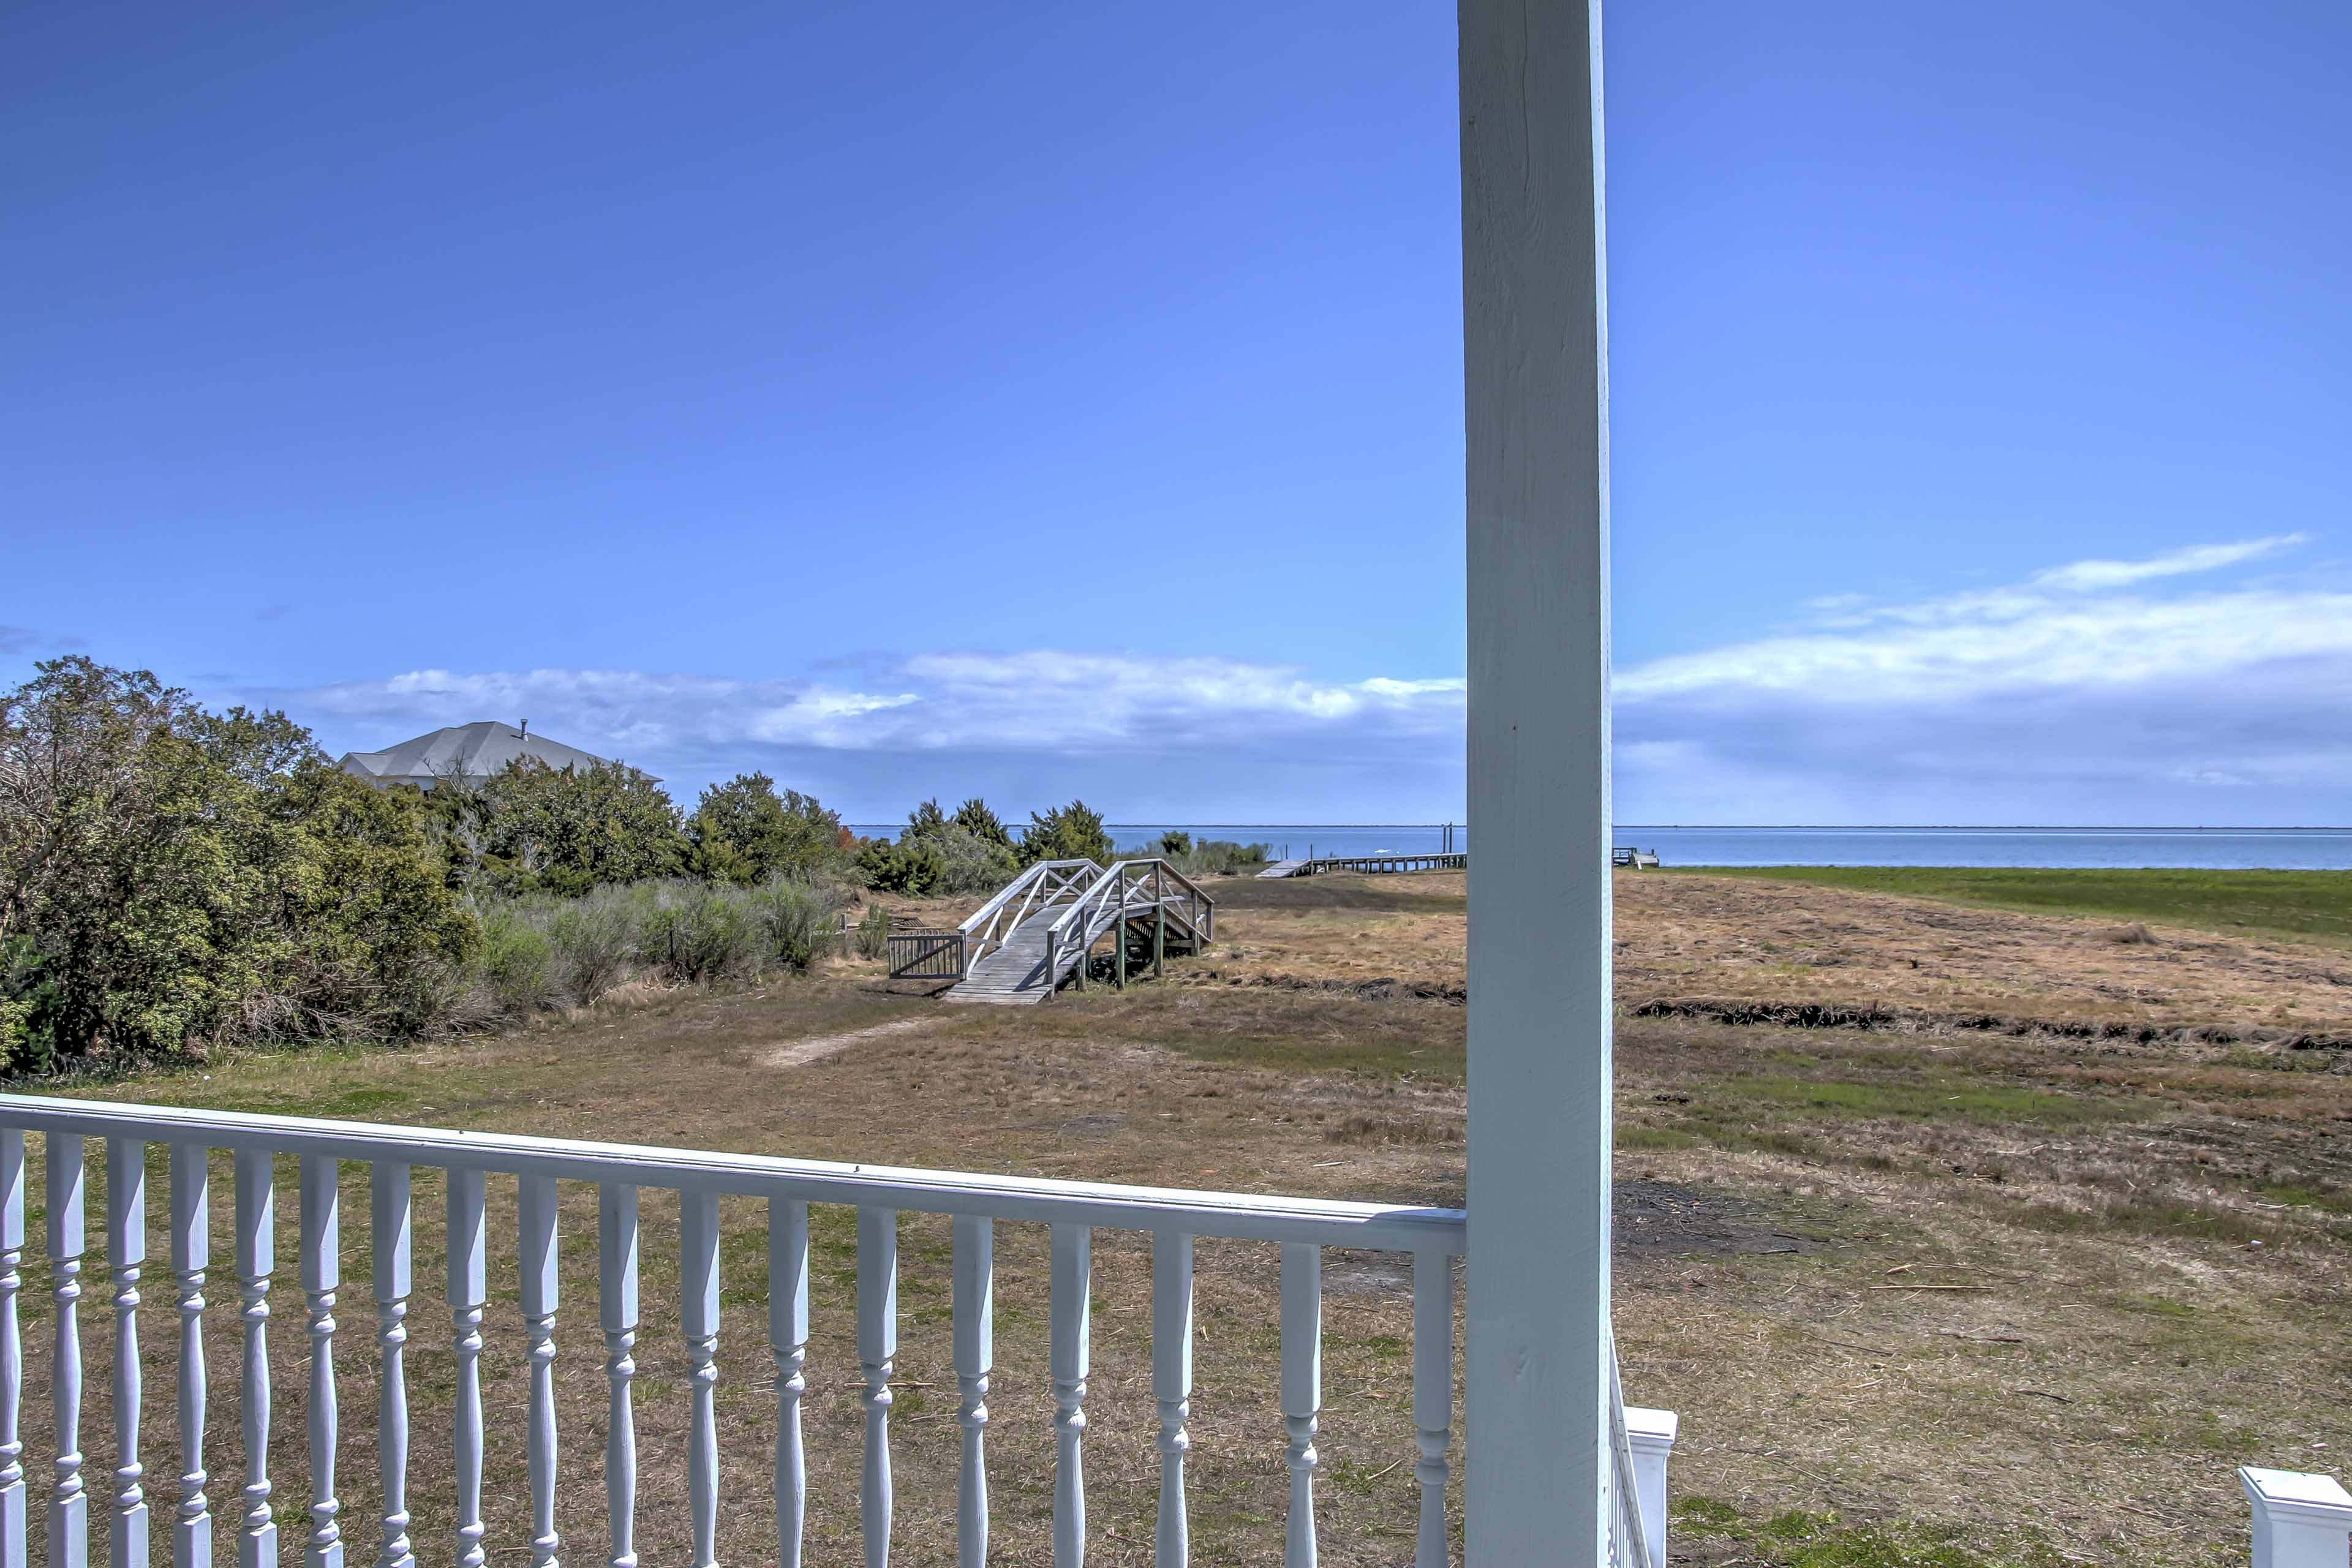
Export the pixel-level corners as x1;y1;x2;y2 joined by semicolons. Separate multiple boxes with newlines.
952;797;1014;850
483;757;684;895
686;772;845;885
0;657;477;1068
856;834;945;895
0;658;282;1062
866;795;1019;895
1020;800;1114;866
271;766;478;1033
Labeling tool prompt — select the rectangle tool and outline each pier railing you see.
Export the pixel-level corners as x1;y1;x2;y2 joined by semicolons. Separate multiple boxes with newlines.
0;1095;1491;1568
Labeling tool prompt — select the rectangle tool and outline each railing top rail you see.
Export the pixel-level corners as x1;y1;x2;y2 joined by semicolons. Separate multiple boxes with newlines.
957;858;1102;936
0;1094;1466;1253
1149;857;1216;908
1043;858;1208;941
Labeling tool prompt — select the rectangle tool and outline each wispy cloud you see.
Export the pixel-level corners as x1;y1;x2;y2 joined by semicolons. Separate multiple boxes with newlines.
246;533;2345;823
0;626;86;657
2027;533;2305;592
1614;533;2352;823
260;654;1469;816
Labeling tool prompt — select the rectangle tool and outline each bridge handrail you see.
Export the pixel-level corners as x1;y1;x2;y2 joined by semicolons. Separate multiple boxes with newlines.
957;858;1102;959
1042;858;1210;946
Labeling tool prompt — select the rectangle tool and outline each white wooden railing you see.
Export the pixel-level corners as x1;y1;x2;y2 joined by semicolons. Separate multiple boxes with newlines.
956;859;1101;967
0;1095;1495;1568
1042;861;1215;991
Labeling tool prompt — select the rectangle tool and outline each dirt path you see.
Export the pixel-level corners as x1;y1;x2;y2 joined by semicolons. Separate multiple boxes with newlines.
756;1012;937;1067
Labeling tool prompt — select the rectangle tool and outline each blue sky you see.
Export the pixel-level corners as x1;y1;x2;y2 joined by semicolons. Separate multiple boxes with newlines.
7;2;2349;824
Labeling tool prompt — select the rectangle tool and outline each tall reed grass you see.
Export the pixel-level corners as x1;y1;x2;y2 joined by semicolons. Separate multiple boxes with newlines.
460;875;848;1024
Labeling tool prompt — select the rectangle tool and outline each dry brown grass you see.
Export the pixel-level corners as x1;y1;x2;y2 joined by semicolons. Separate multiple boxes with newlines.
1174;868;2352;1044
12;869;2350;1564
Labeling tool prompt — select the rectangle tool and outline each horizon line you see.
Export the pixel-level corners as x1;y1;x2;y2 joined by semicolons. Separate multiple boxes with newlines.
836;820;2352;832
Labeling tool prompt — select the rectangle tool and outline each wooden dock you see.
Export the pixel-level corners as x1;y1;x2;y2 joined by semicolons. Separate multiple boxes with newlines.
1264;851;1468;878
1259;847;1662;878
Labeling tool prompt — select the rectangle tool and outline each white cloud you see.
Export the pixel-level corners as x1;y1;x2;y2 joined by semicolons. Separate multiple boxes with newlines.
252;533;2347;823
1623;587;2352;702
262;652;1469;815
1614;533;2352;823
2028;533;2305;592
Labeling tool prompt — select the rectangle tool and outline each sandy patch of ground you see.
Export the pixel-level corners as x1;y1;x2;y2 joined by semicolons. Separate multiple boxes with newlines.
755;1012;938;1067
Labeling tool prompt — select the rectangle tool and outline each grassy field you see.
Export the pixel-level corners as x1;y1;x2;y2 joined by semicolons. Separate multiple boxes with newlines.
1678;865;2352;949
8;867;2349;1566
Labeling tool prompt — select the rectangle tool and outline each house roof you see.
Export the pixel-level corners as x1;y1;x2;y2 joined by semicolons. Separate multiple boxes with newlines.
336;722;655;786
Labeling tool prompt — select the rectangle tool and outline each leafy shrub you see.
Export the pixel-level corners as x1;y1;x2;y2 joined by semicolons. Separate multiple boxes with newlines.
748;876;835;971
1185;839;1272;875
952;798;1014;850
685;774;848;885
475;905;559;1016
477;757;684;895
858;834;944;895
1;658;477;1069
1113;836;1269;877
1020;800;1112;865
859;800;1020;897
641;883;761;984
854;903;892;960
545;890;639;1004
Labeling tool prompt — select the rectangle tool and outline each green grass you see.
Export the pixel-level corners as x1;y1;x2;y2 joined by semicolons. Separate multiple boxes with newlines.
1680;865;2352;948
1672;1501;2073;1568
1719;1072;2127;1128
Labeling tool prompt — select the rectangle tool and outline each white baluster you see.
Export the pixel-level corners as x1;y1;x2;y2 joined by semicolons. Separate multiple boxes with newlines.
0;1131;22;1568
232;1152;274;1568
518;1178;559;1568
679;1193;719;1568
1280;1243;1321;1568
1411;1251;1453;1568
1049;1224;1090;1568
167;1146;209;1568
767;1201;807;1568
856;1208;895;1568
370;1166;412;1568
298;1158;340;1568
595;1188;636;1568
951;1215;990;1568
1152;1232;1192;1568
50;1133;88;1568
445;1170;486;1568
107;1139;148;1568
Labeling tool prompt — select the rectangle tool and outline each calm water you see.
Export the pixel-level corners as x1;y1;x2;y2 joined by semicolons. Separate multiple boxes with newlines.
1102;825;2349;870
847;822;2352;869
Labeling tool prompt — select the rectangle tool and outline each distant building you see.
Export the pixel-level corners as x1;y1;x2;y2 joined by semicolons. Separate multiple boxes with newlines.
335;722;655;791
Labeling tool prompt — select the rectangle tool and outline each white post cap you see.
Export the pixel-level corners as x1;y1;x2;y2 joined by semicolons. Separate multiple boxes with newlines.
1623;1407;1679;1457
2241;1467;2352;1528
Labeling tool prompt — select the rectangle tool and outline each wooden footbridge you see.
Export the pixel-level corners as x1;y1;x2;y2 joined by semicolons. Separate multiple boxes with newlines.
886;858;1215;1005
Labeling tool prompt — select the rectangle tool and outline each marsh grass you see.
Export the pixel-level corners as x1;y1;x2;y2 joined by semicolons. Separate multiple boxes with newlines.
1686;865;2352;949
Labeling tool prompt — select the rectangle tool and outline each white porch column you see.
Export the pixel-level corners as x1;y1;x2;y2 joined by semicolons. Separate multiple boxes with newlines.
2241;1468;2352;1568
1459;1;1614;1564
